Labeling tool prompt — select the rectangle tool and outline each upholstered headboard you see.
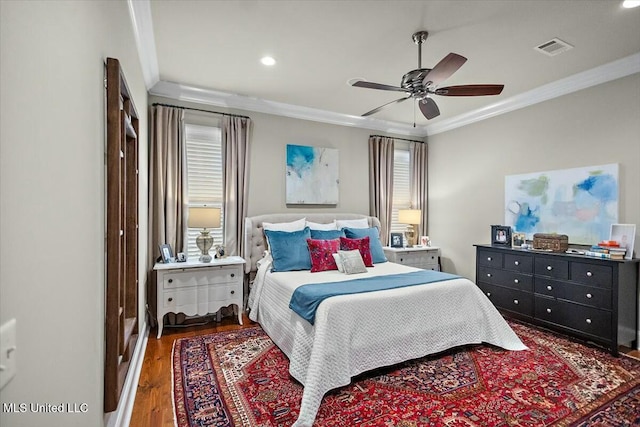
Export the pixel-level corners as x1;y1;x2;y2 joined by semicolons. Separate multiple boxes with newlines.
243;213;381;274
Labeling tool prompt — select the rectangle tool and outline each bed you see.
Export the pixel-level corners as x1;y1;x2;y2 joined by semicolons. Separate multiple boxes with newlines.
244;213;526;427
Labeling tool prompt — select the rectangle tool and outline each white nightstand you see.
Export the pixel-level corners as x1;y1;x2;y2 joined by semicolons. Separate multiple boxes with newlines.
383;246;440;270
153;256;246;338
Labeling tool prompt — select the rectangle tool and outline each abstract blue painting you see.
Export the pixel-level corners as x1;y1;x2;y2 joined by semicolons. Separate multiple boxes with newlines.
286;144;339;204
505;164;618;244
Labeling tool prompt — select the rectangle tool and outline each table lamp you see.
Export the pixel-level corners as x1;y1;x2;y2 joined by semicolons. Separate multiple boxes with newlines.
398;209;421;247
188;207;221;262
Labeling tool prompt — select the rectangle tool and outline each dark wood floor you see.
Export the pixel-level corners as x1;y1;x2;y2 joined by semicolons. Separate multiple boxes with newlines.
129;314;640;427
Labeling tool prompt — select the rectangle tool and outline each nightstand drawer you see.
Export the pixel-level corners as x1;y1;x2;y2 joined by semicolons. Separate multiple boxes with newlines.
163;266;241;289
163;283;241;309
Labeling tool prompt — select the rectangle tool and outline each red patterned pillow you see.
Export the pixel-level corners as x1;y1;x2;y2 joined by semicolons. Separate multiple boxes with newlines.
306;238;340;272
339;236;373;267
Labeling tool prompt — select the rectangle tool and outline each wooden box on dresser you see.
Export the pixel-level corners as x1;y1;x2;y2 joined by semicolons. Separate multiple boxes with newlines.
474;244;639;355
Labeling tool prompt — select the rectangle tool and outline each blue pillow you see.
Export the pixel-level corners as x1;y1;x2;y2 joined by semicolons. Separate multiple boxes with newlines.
310;229;345;240
343;227;388;264
265;227;312;271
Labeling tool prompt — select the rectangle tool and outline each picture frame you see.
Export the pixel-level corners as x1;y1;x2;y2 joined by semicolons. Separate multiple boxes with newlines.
610;224;636;260
159;243;174;263
512;232;526;248
390;233;404;248
491;225;512;247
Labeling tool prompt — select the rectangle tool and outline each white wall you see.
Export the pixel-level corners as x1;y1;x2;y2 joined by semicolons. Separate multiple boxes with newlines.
427;73;640;280
0;2;148;426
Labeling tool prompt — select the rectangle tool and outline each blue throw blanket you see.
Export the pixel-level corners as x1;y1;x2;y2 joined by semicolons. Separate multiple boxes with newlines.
289;270;461;325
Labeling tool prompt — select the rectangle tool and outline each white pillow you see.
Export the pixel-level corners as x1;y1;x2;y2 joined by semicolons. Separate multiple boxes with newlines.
263;217;306;232
337;250;368;274
332;253;344;272
336;218;369;229
306;220;337;230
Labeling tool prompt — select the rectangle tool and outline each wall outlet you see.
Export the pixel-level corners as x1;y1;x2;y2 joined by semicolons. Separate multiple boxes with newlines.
0;318;17;390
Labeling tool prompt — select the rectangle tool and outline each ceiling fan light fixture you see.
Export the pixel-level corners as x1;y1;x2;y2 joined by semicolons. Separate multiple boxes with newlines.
622;0;640;8
260;56;276;66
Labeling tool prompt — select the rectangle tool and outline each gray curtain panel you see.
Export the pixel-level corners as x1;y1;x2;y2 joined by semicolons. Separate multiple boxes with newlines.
409;141;428;237
147;105;185;324
368;135;394;246
222;115;252;257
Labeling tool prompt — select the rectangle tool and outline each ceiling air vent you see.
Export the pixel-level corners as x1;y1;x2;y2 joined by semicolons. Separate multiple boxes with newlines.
534;38;574;56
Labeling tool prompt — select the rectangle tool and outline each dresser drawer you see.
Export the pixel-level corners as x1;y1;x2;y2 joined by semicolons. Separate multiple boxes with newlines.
534;278;611;310
534;296;611;339
163;266;241;289
570;262;612;288
163;283;241;309
503;253;533;273
478;266;533;292
477;250;503;268
534;257;569;280
477;282;533;317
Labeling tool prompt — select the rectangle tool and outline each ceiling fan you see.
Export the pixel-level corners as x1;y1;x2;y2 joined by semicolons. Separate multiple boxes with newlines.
351;31;504;120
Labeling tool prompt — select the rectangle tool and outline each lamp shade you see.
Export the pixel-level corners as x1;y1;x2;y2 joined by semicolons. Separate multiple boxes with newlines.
398;209;422;225
188;207;221;229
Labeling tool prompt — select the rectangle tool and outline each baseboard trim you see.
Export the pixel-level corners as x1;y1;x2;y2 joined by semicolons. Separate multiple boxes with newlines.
104;320;150;427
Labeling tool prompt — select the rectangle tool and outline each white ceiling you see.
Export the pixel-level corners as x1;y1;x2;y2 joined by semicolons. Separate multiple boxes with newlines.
138;0;640;136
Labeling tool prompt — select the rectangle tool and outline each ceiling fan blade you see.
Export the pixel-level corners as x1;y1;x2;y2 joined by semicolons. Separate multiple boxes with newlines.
362;96;411;117
419;97;440;120
352;80;409;93
434;84;504;96
422;53;467;87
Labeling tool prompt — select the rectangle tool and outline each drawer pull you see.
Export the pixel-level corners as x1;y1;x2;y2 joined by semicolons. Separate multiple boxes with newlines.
230;290;235;295
514;261;519;266
487;273;492;278
546;265;553;271
514;279;519;284
513;299;519;305
487;257;492;261
546;308;552;313
231;273;235;277
586;318;592;324
586;293;592;299
546;285;553;291
168;297;173;302
168;279;173;283
486;292;491;297
400;258;404;262
586;271;592;277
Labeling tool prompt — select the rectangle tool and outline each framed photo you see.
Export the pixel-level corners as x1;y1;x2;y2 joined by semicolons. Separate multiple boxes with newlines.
159;243;174;263
610;224;636;260
491;225;512;247
512;232;526;248
390;233;404;248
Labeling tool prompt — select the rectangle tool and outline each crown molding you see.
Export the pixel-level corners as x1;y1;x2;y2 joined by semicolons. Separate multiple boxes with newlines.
149;81;428;137
127;0;159;90
425;52;640;136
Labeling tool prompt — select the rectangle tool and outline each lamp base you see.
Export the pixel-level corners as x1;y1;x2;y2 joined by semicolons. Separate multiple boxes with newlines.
199;254;212;263
196;230;214;263
404;225;417;247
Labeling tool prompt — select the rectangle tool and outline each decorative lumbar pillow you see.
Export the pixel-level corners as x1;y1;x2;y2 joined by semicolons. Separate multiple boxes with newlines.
306;220;337;230
337;250;368;274
306;238;340;272
310;229;345;240
343;227;387;264
339;236;373;267
336;218;369;229
264;227;311;272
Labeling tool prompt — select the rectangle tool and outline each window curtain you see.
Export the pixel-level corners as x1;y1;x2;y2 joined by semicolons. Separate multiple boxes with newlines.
409;141;428;237
368;136;394;245
147;105;185;325
221;115;252;257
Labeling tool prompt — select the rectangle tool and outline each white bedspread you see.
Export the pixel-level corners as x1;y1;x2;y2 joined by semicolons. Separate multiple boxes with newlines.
248;259;526;427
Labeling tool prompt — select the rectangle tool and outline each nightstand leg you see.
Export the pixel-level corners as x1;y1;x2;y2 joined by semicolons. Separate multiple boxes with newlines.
157;318;163;339
237;305;243;325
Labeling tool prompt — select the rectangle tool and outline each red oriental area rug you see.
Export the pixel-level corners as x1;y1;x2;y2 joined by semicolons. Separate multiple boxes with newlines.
172;321;640;426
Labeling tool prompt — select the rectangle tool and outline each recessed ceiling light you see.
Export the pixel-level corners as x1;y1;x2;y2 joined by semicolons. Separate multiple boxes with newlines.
622;0;640;8
261;56;276;66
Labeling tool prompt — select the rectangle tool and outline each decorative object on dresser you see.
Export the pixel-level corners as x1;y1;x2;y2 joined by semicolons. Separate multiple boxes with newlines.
383;246;440;270
512;232;526;248
610;223;636;260
188;206;221;262
491;224;511;246
398;209;421;247
159;243;174;263
474;244;639;355
153;256;245;338
532;233;568;252
390;232;404;248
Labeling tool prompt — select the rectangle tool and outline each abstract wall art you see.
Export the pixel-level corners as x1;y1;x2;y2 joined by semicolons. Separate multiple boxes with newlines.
505;164;619;244
286;144;339;205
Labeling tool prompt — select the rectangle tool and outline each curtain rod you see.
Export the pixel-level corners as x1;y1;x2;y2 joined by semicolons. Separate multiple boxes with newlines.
152;102;250;119
370;134;425;144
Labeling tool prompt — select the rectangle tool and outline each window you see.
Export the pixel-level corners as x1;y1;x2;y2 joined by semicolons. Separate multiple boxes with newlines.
185;123;224;258
390;148;411;234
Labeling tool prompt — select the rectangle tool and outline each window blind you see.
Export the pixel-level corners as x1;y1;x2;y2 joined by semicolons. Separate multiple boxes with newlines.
390;148;411;234
185;124;224;258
